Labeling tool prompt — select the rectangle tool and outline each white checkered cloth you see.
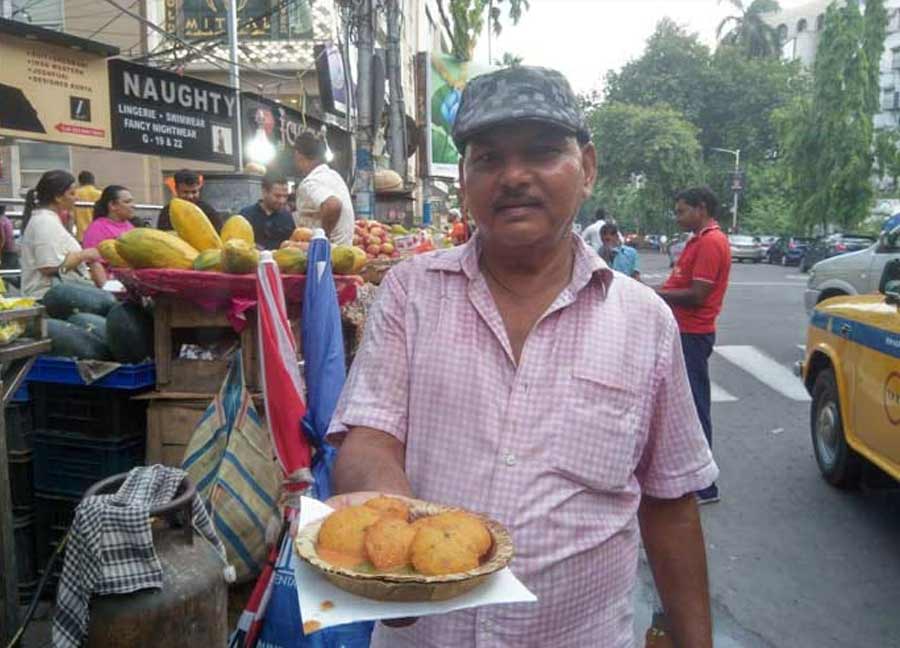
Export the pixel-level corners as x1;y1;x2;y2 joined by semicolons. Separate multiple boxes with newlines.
52;465;226;648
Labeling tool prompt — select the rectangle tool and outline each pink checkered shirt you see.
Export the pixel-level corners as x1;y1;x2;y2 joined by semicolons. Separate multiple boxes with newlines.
328;235;717;648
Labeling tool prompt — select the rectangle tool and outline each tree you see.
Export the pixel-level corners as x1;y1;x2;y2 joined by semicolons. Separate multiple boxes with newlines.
435;0;530;61
587;102;705;233
777;0;887;231
604;19;712;125
716;0;783;59
496;52;523;67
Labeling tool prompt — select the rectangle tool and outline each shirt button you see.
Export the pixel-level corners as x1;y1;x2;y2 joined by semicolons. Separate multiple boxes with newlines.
504;453;517;467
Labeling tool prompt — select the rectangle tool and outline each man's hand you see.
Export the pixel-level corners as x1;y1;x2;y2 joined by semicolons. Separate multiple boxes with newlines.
324;490;385;511
639;493;713;648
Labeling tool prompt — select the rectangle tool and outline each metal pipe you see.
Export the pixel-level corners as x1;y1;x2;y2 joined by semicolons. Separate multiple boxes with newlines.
227;0;244;171
352;0;376;220
386;0;407;180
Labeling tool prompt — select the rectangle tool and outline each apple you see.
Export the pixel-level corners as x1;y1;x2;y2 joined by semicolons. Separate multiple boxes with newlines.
381;242;395;255
367;235;382;246
366;243;381;255
370;226;386;238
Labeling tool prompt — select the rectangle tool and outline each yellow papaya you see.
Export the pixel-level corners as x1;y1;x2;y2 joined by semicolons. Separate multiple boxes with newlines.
331;245;357;274
168;198;223;251
222;239;260;274
192;249;223;271
115;228;199;270
350;246;367;273
273;247;308;274
221;215;255;246
97;239;129;268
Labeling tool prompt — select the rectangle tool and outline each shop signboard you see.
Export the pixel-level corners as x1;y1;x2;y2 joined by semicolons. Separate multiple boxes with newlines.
109;59;237;164
0;32;111;148
164;0;313;40
426;50;492;179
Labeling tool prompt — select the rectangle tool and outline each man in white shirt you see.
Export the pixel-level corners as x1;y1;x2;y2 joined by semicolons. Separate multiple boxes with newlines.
580;207;607;253
293;131;354;246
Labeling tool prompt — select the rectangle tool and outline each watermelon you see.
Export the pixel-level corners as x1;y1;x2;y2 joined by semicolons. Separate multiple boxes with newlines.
106;303;154;364
43;282;117;319
46;318;111;360
67;313;108;341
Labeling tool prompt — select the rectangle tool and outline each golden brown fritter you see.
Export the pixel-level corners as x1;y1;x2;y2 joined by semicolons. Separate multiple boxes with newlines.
410;525;480;576
364;495;411;521
425;511;492;558
316;505;383;563
364;516;416;570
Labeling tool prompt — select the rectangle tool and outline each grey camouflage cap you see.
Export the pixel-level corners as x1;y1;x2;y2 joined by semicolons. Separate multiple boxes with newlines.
451;66;589;150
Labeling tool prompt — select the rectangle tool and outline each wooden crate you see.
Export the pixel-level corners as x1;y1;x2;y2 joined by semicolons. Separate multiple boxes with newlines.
153;297;259;394
144;394;213;467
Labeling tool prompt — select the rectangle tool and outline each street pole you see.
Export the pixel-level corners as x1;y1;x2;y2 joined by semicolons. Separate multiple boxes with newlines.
352;0;375;220
732;149;740;233
385;0;407;180
227;0;244;172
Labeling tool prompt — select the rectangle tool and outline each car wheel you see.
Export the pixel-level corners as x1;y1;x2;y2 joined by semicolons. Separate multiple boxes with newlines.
811;368;861;489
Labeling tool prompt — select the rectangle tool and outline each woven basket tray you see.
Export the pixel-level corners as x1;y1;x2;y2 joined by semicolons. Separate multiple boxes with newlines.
294;497;514;602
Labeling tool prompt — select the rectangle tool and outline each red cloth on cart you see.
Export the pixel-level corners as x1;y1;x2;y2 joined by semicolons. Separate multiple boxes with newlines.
116;269;361;331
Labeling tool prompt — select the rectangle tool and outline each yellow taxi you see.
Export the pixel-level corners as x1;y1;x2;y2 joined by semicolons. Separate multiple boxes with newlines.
800;259;900;487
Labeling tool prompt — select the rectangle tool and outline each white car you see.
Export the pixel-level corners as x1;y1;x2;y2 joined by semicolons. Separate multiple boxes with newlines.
804;227;900;312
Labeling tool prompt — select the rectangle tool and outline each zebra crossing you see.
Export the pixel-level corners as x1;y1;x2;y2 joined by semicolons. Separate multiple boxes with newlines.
711;344;810;403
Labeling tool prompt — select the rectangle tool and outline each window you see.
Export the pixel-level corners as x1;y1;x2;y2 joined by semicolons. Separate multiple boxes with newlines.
17;141;70;192
883;88;895;111
797;19;808;33
777;24;788;42
816;14;825;31
893;47;900;70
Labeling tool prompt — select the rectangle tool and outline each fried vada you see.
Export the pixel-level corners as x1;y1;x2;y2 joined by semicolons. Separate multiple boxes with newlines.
410;525;480;576
364;495;411;521
364;516;416;570
425;511;492;558
317;505;383;565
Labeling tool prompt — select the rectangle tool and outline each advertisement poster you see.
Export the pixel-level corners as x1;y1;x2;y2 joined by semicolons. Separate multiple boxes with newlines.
0;34;111;148
165;0;313;40
427;51;492;178
109;59;237;164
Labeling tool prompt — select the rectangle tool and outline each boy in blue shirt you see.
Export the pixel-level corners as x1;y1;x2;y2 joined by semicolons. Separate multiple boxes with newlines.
601;223;640;280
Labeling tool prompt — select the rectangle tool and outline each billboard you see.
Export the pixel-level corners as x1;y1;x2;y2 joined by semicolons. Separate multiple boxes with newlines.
109;59;237;164
0;33;111;148
427;51;492;178
164;0;313;40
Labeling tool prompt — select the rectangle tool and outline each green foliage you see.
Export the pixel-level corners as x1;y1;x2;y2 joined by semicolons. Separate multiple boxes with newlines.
777;1;887;231
716;0;783;59
737;161;797;235
586;102;705;233
495;52;523;68
874;129;900;186
436;0;530;60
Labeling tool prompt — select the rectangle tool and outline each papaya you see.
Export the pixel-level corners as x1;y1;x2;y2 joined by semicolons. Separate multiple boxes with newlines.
97;239;129;267
221;215;255;246
331;245;357;274
116;228;199;270
193;249;223;272
350;246;367;273
273;247;308;274
291;227;314;242
222;239;260;274
168;198;223;251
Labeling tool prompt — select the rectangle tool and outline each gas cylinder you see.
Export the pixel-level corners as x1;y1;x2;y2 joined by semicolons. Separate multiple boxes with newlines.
81;473;228;647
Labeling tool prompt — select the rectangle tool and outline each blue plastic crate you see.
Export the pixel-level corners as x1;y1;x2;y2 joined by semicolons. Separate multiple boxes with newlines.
32;429;145;498
27;356;156;390
11;382;29;402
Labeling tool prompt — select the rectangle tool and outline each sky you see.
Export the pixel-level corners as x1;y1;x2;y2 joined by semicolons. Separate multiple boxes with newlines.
472;0;818;95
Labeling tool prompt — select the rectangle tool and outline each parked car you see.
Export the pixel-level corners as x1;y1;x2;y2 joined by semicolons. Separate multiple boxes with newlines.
758;235;778;254
667;233;690;267
728;234;765;263
798;257;900;489
766;236;815;266
642;234;662;251
804;226;900;312
800;234;876;272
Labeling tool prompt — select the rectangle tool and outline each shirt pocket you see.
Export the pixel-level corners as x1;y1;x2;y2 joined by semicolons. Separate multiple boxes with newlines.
548;361;640;492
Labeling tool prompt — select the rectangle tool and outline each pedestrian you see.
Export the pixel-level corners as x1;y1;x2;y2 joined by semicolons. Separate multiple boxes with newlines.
293;130;354;246
447;208;467;245
326;66;717;648
656;187;731;505
82;185;136;284
20;170;104;297
600;222;641;280
0;205;17;269
157;169;223;232
73;170;102;243
580;207;606;252
239;170;295;250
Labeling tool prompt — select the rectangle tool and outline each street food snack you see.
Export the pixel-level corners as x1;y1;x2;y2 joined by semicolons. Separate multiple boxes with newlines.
364;495;411;521
316;505;382;566
410;524;480;576
364;517;417;570
295;496;514;602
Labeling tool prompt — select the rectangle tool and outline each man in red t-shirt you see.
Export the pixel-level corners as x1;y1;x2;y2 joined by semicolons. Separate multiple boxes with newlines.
658;187;731;504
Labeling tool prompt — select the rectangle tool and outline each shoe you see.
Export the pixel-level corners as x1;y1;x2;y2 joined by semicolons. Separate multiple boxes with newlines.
696;484;720;505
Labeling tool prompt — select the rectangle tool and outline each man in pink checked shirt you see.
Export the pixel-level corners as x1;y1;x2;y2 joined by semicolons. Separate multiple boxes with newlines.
326;66;717;648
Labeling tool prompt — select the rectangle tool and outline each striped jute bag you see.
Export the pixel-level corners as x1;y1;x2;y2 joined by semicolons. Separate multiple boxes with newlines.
181;352;279;582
